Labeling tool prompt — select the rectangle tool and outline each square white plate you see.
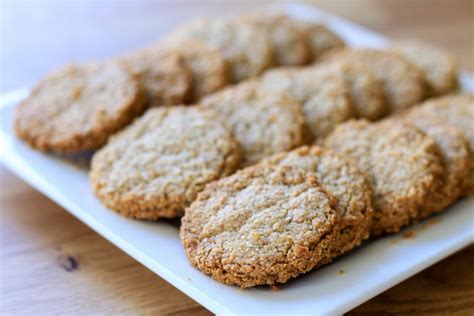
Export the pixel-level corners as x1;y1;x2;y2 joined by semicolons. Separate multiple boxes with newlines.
1;4;473;315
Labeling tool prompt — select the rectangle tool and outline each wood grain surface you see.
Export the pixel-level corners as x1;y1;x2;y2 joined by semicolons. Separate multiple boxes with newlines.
1;0;473;315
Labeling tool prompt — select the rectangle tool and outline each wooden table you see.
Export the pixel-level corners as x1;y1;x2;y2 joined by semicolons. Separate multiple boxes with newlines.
1;1;473;314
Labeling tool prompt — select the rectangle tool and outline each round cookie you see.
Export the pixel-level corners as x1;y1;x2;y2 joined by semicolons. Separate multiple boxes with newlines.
321;61;387;120
293;20;345;60
391;40;459;96
406;94;474;195
120;49;192;107
262;146;373;262
396;116;470;216
324;120;444;234
90;106;242;219
238;13;310;66
258;67;355;140
157;39;230;101
201;82;309;166
321;48;426;113
168;18;273;82
14;61;146;153
180;163;339;288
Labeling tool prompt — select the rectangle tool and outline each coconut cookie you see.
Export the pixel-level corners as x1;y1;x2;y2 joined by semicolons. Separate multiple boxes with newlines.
406;94;474;195
293;20;345;60
322;48;426;113
396;116;470;217
90;106;241;220
258;67;355;140
14;61;146;153
238;13;310;66
324;120;444;234
168;18;273;82
157;39;230;101
180;163;339;288
262;146;373;262
201;82;309;166
120;49;192;107
391;40;459;96
322;61;387;120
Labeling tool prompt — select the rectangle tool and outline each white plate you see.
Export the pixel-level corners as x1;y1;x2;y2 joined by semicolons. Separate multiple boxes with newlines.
1;4;473;315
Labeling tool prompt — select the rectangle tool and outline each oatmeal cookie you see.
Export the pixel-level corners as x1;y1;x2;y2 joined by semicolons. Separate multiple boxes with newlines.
322;48;426;112
180;163;339;287
294;20;345;60
90;106;241;219
201;82;309;166
391;40;459;96
324;120;444;234
14;61;146;153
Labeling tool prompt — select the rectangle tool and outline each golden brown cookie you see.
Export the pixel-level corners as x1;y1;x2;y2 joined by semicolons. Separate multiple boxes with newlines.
238;13;310;66
391;40;459;96
157;39;230;101
395;116;470;217
180;163;339;288
262;146;373;263
293;20;345;60
201;82;309;166
405;94;474;195
120;49;192;107
321;48;426;113
258;67;355;140
14;61;146;153
168;18;273;82
324;120;444;234
90;106;241;220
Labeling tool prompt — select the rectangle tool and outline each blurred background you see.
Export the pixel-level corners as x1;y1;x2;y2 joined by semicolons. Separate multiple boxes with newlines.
1;0;473;93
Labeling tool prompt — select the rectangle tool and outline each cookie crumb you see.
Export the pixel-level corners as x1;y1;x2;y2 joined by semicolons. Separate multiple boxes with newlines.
338;269;345;275
391;239;399;245
403;231;416;239
57;255;79;272
427;218;440;225
270;284;280;291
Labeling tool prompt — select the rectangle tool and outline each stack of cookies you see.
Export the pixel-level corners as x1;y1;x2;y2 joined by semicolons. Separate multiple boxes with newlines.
13;11;472;288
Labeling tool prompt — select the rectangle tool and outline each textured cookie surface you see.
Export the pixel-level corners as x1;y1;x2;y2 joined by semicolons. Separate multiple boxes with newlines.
169;18;273;82
397;116;470;216
15;62;145;153
321;61;387;120
180;164;338;287
294;21;345;60
120;49;192;106
258;67;355;139
391;40;458;96
324;120;444;234
158;39;230;101
90;106;241;219
202;82;309;166
262;146;373;261
406;94;474;195
238;13;309;66
322;48;426;112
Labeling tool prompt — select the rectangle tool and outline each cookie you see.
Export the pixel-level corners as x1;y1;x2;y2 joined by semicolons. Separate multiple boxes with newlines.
120;49;192;107
293;20;345;60
322;48;426;112
180;163;339;287
262;146;373;262
168;18;273;82
321;61;387;120
90;106;242;219
324;120;444;234
14;61;146;153
395;116;470;216
201;82;309;166
157;39;230;101
391;40;459;96
258;67;355;139
405;94;474;195
238;13;310;66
